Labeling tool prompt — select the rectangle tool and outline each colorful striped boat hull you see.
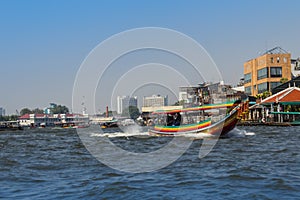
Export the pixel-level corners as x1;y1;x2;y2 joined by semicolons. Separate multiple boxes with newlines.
153;119;211;133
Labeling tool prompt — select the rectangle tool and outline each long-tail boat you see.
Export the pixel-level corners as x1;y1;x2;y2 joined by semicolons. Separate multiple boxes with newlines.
149;100;244;137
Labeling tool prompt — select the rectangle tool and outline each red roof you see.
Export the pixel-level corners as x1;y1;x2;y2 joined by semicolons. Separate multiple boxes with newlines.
18;113;48;119
261;87;300;104
18;113;84;120
66;113;84;117
19;114;30;119
35;114;47;118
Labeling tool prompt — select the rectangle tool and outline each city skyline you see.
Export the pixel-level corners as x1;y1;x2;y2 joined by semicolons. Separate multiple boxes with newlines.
117;95;138;114
1;0;300;114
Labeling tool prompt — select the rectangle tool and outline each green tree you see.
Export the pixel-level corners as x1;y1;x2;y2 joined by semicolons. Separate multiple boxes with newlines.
256;91;271;100
32;108;44;114
0;115;19;121
122;106;140;119
262;91;271;99
51;105;69;114
20;107;44;115
20;108;32;116
8;115;19;121
280;77;288;83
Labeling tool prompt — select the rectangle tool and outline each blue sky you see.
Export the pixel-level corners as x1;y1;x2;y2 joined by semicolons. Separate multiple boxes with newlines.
1;0;300;114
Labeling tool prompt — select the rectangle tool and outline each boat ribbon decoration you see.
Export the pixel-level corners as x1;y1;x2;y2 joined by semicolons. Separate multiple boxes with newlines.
153;119;212;133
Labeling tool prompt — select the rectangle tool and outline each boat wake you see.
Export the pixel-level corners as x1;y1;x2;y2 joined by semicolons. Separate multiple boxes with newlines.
90;132;216;140
174;133;216;139
225;127;255;138
89;125;150;138
86;126;255;139
90;131;150;138
90;129;216;139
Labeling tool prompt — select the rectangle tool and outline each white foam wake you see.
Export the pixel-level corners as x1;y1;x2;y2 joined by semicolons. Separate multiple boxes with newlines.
86;126;255;139
225;127;256;137
90;131;150;138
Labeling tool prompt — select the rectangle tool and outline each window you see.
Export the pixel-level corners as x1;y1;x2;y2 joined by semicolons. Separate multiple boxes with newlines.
257;67;268;80
244;73;251;83
270;82;281;90
295;61;300;70
270;67;282;77
245;86;251;95
258;82;269;94
283;57;287;63
270;57;274;63
277;57;280;63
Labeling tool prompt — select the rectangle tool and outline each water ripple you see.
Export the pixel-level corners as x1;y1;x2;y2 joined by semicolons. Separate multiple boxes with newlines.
0;126;299;199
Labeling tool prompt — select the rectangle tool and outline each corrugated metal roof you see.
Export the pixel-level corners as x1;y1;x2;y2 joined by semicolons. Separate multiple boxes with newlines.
261;87;300;104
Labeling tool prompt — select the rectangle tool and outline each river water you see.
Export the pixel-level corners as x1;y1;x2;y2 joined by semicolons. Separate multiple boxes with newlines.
0;126;299;199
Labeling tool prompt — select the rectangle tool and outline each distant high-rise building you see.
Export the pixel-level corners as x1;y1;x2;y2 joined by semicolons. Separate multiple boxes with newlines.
117;96;138;114
143;95;168;107
0;107;5;116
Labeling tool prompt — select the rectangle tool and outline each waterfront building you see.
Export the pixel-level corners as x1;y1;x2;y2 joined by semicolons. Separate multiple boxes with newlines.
244;46;292;96
117;96;138;114
18;113;89;127
143;95;168;107
272;76;300;94
19;114;58;127
246;86;300;125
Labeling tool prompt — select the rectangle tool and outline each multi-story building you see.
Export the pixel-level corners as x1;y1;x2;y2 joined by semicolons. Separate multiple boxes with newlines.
179;82;244;107
291;57;300;78
117;96;138;114
179;86;200;105
143;95;168;107
0;107;5;116
179;85;210;106
244;47;291;96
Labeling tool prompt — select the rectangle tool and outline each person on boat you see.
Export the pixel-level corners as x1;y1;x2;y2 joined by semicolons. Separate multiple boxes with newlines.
166;114;174;126
173;112;181;126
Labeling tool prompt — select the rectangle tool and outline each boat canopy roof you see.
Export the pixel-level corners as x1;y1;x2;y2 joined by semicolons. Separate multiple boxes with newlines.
152;101;235;114
269;111;300;115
